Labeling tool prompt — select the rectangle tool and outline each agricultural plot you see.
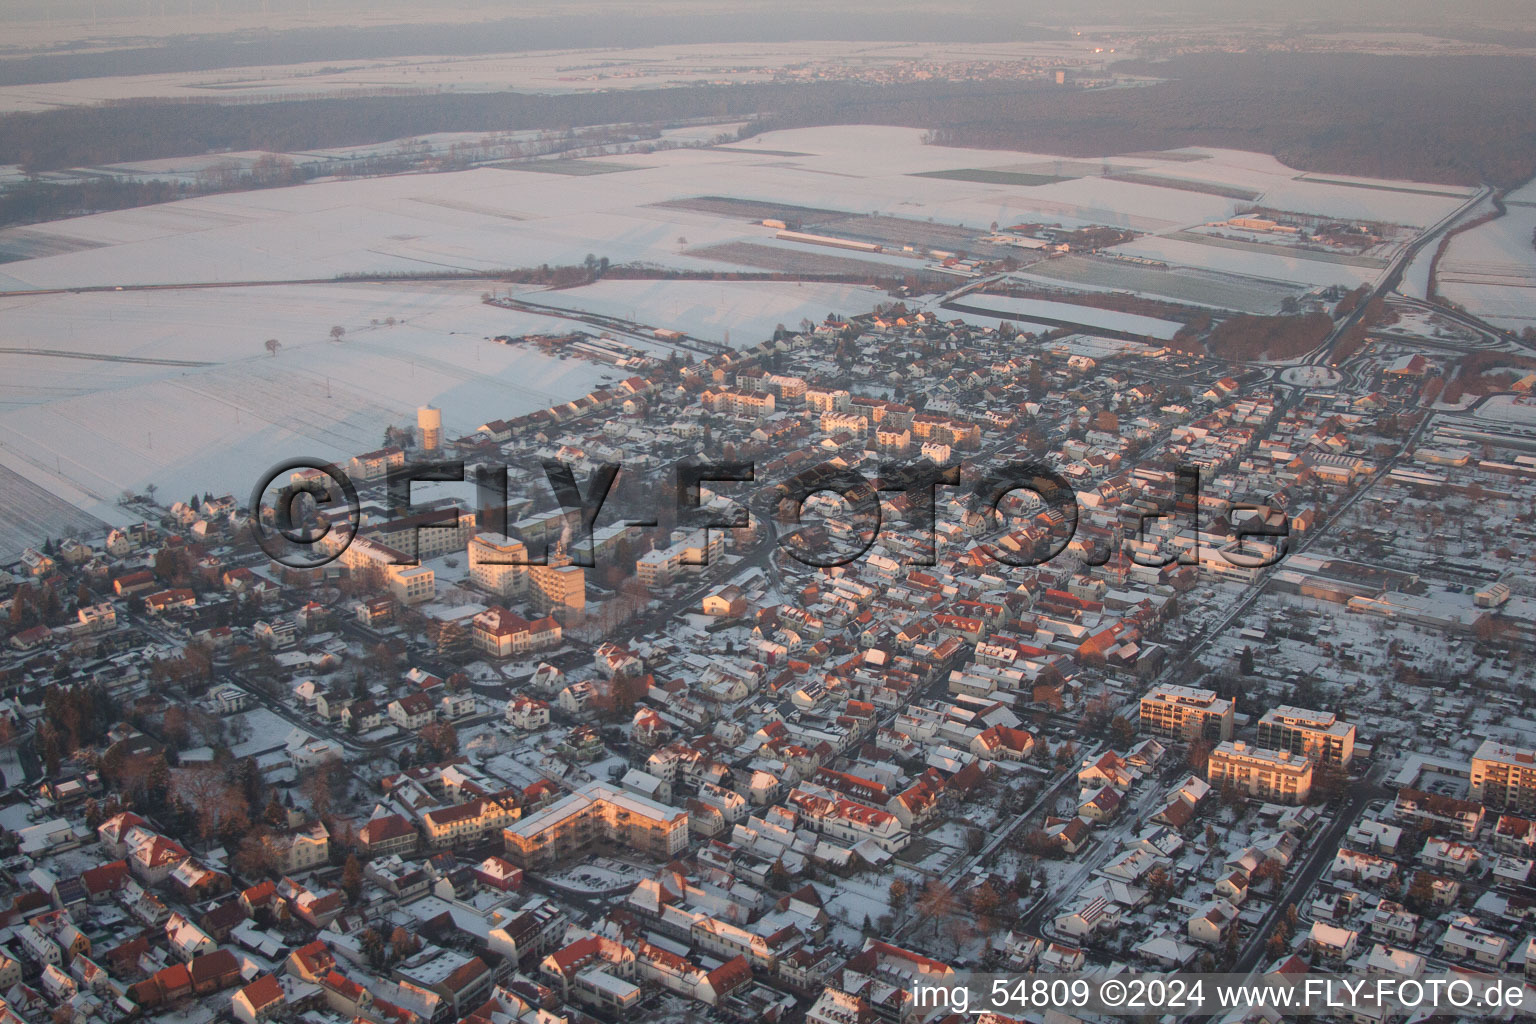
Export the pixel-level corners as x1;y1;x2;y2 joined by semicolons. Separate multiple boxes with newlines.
1292;173;1472;199
0;282;617;519
0;127;1466;293
1437;204;1536;329
650;196;853;223
1014;254;1306;314
513;279;891;346
910;168;1072;187
1105;172;1261;200
1108;234;1381;289
0;228;108;264
806;214;1017;259
0;464;108;564
946;293;1185;339
493;159;645;175
686;241;921;276
1161;230;1388;269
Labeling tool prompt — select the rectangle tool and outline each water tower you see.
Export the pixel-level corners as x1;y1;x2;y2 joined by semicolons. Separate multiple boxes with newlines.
417;405;442;451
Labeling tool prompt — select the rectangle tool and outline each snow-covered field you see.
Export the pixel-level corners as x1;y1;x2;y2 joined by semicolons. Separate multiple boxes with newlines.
1104;148;1473;226
0;282;618;519
952;293;1185;339
1473;394;1536;426
1105;233;1380;290
517;279;890;345
0;275;902;526
0;125;1491;533
0;128;1471;293
1436;202;1536;329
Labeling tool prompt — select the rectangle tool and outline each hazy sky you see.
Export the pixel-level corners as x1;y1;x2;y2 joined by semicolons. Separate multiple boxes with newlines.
2;0;1533;24
1;0;1533;46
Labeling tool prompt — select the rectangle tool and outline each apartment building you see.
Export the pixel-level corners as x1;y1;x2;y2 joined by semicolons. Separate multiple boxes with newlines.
875;428;912;454
764;374;808;405
1257;705;1356;767
468;532;529;598
805;387;851;413
347;446;405;482
636;529;727;588
388;693;437;730
701;387;775;421
274;823;331;873
1394;788;1484;839
502;782;689;869
910;413;981;448
1471;739;1536;815
366;506;475;562
529;561;586;615
819;411;868;437
388;565;436;606
1139;684;1235;742
357;814;418;858
1207;741;1313;804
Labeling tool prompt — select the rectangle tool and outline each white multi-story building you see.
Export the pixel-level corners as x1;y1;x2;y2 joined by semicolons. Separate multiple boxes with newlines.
1257;705;1356;767
468;532;529;598
1140;684;1235;742
1471;739;1536;815
701;387;775;421
388;565;435;605
636;529;727;588
348;446;405;482
804;388;851;413
819;411;868;437
1207;741;1312;804
503;782;689;869
473;607;562;658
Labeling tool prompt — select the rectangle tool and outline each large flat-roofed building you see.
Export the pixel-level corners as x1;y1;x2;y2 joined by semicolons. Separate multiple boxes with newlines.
1139;685;1234;742
469;532;529;599
503;782;687;869
529;559;586;615
367;506;477;562
1471;739;1536;815
1257;706;1357;768
387;565;435;606
1207;741;1312;804
635;529;727;589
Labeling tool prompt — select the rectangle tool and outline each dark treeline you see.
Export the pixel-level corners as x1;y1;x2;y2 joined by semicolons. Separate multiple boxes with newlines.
0;177;192;228
0;84;825;171
3;53;1534;192
0;155;316;228
921;53;1536;189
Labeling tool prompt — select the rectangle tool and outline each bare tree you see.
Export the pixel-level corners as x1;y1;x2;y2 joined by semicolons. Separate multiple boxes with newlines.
329;325;346;343
917;880;956;940
299;765;336;820
265;338;282;357
181;764;248;842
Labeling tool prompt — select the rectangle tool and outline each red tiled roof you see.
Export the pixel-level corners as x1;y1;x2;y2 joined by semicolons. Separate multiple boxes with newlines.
239;976;285;1013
